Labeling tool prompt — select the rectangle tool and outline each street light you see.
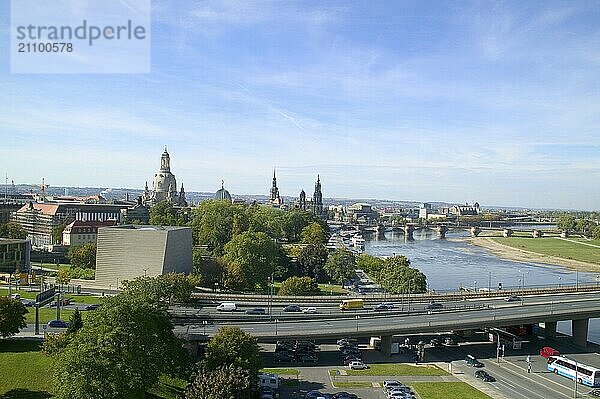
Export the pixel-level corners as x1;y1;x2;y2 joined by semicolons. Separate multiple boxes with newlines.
202;320;208;336
143;268;148;277
355;315;360;332
275;319;279;336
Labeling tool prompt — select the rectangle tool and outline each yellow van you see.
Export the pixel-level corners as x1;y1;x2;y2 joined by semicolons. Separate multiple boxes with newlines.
339;299;364;310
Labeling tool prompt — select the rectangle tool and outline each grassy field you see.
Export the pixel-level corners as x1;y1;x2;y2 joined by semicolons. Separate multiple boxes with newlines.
260;367;300;375
341;363;448;376
491;237;600;265
271;282;348;296
412;382;492;399
0;339;187;399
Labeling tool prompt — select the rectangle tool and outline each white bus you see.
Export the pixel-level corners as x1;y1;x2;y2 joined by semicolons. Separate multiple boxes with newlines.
547;356;600;387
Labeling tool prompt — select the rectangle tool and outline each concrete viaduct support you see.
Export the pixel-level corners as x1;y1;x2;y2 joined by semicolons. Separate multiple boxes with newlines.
404;225;414;241
572;318;589;347
470;227;481;237
544;321;557;338
381;335;392;357
436;226;448;239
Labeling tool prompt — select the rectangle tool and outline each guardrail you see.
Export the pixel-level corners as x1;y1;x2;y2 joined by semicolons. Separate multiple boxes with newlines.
190;283;600;304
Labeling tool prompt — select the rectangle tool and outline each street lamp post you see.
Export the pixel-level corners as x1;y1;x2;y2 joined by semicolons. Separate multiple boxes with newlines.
488;271;491;292
202;320;207;336
355;315;359;332
275;319;279;336
143;268;148;277
474;280;477;293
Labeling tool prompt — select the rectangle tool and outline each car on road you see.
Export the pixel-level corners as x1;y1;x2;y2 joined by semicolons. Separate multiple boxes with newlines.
387;391;413;399
505;295;521;302
343;356;362;366
283;304;302;312
383;380;403;388
348;360;368;370
429;338;441;347
21;299;36;307
47;319;68;328
302;307;317;314
85;304;101;311
299;354;318;363
245;307;267;315
10;293;21;300
424;302;444;310
216;302;237;311
466;354;484;368
337;338;358;346
475;370;496;382
305;391;326;399
443;337;458;346
374;302;395;311
540;346;560;358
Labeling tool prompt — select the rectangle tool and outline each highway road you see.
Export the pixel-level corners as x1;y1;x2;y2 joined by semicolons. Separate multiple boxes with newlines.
174;293;600;340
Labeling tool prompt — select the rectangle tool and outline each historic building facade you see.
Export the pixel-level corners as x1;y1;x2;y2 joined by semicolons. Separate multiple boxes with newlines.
142;148;187;207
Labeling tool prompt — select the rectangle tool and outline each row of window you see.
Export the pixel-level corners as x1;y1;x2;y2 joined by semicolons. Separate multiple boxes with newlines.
553;359;594;376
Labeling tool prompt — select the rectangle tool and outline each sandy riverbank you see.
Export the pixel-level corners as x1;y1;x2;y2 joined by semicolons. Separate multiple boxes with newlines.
456;237;600;273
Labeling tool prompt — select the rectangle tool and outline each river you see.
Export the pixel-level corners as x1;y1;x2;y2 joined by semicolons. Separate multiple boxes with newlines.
363;228;600;344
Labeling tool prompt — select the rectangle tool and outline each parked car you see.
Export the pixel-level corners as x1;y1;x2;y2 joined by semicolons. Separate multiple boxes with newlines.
299;354;318;363
466;354;484;368
383;380;403;388
47;319;68;328
505;295;521;302
302;307;317;314
430;338;441;347
10;293;21;300
540;346;560;358
332;392;358;399
305;390;323;399
245;307;266;315
475;370;496;382
424;302;444;310
343;356;362;366
283;304;302;312
85;304;101;311
348;360;368;370
21;299;36;307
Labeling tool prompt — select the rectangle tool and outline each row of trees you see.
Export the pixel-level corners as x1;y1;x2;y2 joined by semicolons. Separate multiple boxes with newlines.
357;254;427;294
0;221;27;239
557;214;600;239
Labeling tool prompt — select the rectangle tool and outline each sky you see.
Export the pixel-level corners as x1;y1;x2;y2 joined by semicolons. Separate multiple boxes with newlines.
1;0;599;210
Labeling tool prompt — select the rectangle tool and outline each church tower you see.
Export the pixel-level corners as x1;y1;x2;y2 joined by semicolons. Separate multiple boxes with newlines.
312;174;323;216
269;169;283;206
299;189;307;211
160;146;171;172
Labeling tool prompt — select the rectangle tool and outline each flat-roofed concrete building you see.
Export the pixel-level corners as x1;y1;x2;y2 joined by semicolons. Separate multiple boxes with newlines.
0;238;31;277
95;225;192;289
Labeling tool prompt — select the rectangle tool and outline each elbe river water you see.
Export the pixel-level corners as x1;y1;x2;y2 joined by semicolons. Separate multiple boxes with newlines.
363;228;600;344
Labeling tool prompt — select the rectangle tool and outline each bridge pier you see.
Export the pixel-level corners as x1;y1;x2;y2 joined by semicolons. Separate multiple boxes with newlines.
381;335;393;357
376;224;386;238
502;228;513;237
436;226;448;239
544;321;557;338
532;229;543;238
470;227;481;237
572;318;589;347
404;225;414;241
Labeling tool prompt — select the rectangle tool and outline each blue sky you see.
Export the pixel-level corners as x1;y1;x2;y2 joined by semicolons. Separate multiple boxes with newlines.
1;0;599;210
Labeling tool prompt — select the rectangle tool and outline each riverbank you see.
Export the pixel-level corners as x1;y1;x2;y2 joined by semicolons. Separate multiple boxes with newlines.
459;237;600;273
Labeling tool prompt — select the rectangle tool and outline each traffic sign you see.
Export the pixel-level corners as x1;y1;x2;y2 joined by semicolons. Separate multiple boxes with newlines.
36;287;56;306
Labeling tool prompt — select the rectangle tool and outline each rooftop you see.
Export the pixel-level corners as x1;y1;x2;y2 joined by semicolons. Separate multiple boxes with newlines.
104;225;190;231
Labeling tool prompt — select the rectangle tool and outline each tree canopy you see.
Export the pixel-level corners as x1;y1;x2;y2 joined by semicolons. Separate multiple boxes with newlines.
149;200;187;226
122;273;199;304
324;248;356;285
297;244;329;282
356;254;426;294
0;222;27;239
68;242;97;269
278;276;319;296
0;297;27;338
185;364;253;399
203;326;262;376
222;231;284;291
300;222;328;244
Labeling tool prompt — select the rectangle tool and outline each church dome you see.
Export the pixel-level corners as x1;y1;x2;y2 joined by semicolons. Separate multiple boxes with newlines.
214;181;232;202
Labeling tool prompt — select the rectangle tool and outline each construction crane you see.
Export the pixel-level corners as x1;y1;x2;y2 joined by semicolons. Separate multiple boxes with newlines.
39;178;49;201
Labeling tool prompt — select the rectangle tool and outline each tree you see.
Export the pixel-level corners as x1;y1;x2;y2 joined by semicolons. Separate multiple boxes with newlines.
68;242;97;269
52;223;66;244
245;206;286;240
557;214;576;232
149;200;179;226
282;210;316;242
56;268;71;285
377;255;427;294
278;276;319;296
122;273;199;305
297;244;328;282
0;297;27;338
222;231;284;291
193;248;225;288
66;309;83;334
324;249;356;285
185;364;253;399
593;225;600;241
0;221;27;239
203;327;262;377
190;200;247;255
300;222;328;244
52;294;191;399
356;254;384;277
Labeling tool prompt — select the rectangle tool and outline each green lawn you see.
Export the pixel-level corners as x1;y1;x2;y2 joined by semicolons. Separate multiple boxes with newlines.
340;363;448;376
492;237;600;265
317;284;348;295
0;339;187;399
0;339;53;399
260;367;300;375
412;382;492;399
25;308;74;324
